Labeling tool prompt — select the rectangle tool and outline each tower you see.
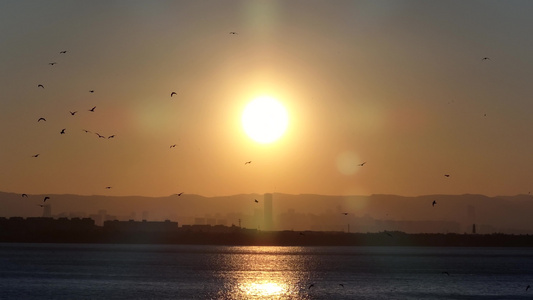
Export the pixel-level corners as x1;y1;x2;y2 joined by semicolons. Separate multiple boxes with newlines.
263;193;273;231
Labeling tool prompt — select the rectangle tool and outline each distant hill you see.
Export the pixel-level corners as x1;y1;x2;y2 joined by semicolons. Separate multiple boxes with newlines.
2;191;533;233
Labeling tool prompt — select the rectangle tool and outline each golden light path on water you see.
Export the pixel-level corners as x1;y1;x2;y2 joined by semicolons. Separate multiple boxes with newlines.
213;246;312;299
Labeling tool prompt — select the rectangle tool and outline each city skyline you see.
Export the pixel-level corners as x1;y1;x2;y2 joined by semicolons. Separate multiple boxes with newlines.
2;1;533;201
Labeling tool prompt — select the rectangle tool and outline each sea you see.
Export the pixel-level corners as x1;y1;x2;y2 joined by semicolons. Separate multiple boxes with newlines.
1;244;532;299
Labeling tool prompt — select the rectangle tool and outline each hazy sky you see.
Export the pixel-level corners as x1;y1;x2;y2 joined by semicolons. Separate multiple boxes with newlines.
2;1;533;198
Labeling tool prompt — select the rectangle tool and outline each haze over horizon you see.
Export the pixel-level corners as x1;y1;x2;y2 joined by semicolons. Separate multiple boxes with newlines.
3;1;533;202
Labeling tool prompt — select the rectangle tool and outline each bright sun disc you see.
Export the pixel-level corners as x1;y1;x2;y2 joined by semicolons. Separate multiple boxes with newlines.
242;96;288;144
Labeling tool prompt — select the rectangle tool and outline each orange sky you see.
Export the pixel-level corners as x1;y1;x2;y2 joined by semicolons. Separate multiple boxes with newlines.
2;1;533;198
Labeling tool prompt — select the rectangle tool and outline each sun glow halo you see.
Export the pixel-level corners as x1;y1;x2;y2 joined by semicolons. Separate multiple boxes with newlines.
241;96;289;144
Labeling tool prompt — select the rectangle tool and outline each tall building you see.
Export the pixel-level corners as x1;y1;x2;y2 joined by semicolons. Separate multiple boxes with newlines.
263;193;273;231
42;205;51;218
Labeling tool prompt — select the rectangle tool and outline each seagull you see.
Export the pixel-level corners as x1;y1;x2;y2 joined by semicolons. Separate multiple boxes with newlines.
37;204;44;208
442;271;450;276
339;284;344;288
308;284;314;289
171;92;177;97
176;192;183;196
89;90;94;93
38;117;46;122
60;128;66;134
82;129;91;133
527;285;530;291
95;133;105;138
254;199;259;203
21;194;28;197
59;50;67;54
358;162;367;166
432;200;437;207
105;186;112;189
245;161;252;165
170;144;177;148
444;174;450;177
299;232;305;236
89;106;96;112
48;62;57;66
37;84;44;89
342;212;349;215
69;111;77;115
43;196;50;202
229;31;238;35
108;135;115;139
31;154;39;158
482;57;490;61
384;231;393;237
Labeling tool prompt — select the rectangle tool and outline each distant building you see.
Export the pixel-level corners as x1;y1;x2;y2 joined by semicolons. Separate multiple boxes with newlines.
264;193;273;231
103;220;178;232
42;205;51;218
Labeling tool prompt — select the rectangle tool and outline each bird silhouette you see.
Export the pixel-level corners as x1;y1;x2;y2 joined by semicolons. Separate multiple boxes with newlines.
31;154;39;158
308;284;314;289
482;57;490;61
527;285;530;291
358;162;367;166
21;194;28;197
60;128;66;134
171;92;177;97
254;199;259;203
69;111;77;115
384;231;393;237
37;117;46;122
442;271;450;276
89;106;96;112
108;135;115;139
48;62;57;65
176;192;183;196
229;31;238;35
95;133;105;138
432;200;437;207
245;161;252;165
59;50;67;54
342;212;349;215
37;84;44;89
170;144;177;148
339;284;344;288
43;196;50;202
89;90;94;93
444;174;450;177
82;129;91;133
105;186;112;189
37;204;44;208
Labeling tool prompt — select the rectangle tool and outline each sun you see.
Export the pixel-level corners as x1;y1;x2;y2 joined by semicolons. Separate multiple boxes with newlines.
242;96;289;144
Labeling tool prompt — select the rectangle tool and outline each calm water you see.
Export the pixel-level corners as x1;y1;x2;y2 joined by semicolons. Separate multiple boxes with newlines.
1;244;533;299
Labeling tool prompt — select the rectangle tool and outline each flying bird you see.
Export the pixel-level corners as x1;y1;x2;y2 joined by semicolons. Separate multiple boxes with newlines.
358;162;367;166
245;161;252;165
308;284;314;289
89;90;94;93
88;106;96;112
69;111;77;115
482;57;490;61
31;154;39;158
176;192;183;196
59;50;67;54
444;174;450;177
95;133;105;138
527;285;530;291
342;212;349;215
21;194;28;197
170;144;177;148
171;92;177;97
82;129;91;133
48;62;57;66
254;199;259;203
37;117;46;122
43;196;50;202
60;128;66;134
105;186;112;189
432;201;437;207
37;84;44;89
339;284;344;288
442;271;450;276
229;31;238;35
108;135;115;139
384;231;393;237
37;204;44;207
